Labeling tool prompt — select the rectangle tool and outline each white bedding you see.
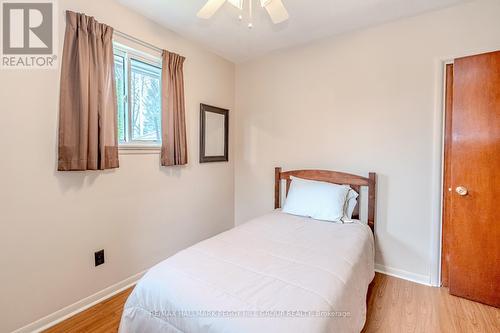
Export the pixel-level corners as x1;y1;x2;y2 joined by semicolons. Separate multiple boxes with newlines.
119;211;374;333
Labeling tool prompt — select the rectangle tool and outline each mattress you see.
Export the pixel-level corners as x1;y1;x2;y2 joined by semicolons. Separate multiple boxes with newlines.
119;211;375;333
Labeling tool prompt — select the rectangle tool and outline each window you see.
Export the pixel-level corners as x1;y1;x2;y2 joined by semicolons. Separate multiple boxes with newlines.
114;43;162;148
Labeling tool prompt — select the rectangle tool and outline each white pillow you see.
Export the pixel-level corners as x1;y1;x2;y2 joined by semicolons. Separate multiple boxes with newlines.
343;188;359;221
282;176;350;222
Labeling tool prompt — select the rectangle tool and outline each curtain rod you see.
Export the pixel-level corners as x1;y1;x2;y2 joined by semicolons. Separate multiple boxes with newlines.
114;30;163;54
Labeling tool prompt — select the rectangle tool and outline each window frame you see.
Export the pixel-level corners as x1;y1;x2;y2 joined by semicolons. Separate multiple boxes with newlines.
113;42;163;152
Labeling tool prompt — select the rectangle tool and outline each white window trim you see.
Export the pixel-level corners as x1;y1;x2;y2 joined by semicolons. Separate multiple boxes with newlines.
119;144;161;155
114;42;162;67
114;42;163;152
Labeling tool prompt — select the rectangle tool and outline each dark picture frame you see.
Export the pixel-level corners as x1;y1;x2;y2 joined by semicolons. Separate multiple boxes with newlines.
200;104;229;163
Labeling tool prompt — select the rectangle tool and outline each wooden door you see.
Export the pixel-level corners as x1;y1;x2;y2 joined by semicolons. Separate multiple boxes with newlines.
447;51;500;307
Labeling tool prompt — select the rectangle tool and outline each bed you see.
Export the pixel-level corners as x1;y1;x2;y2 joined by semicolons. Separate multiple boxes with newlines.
119;168;376;333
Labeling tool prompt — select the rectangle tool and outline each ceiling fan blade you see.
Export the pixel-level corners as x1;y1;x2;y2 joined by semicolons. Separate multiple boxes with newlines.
197;0;227;19
263;0;289;24
228;0;243;10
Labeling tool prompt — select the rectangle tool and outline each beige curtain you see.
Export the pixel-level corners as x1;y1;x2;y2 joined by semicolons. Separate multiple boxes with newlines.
58;11;119;171
161;50;188;166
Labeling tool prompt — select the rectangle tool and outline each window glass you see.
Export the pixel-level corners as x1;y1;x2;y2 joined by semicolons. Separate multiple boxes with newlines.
113;43;162;146
114;54;126;143
130;59;162;142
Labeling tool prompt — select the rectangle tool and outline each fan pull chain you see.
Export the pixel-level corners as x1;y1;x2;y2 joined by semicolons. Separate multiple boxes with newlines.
238;0;243;21
248;0;253;29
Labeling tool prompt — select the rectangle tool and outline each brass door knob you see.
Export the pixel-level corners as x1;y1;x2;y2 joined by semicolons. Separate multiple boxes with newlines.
455;186;468;196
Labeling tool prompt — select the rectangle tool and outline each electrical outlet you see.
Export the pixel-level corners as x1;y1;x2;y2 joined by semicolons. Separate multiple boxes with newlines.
94;249;105;267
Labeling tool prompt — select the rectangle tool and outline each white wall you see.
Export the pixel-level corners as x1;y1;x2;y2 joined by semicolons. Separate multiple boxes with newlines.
0;0;235;332
2;0;500;331
235;0;500;284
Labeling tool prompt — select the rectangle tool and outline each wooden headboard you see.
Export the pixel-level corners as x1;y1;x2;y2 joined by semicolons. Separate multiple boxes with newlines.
274;167;376;231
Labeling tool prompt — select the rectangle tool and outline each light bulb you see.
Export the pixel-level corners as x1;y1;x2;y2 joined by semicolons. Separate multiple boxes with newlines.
248;22;253;29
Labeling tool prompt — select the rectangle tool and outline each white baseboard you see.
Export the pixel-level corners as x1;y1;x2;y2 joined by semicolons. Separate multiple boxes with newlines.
375;264;434;287
11;270;146;333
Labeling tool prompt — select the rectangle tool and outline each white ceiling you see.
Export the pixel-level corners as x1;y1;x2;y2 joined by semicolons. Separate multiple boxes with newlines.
117;0;468;63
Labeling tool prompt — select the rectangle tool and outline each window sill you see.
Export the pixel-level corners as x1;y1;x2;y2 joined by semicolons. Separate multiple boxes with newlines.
119;145;161;155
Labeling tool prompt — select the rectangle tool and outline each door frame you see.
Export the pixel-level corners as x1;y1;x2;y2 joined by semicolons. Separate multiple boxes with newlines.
430;58;453;287
440;62;453;287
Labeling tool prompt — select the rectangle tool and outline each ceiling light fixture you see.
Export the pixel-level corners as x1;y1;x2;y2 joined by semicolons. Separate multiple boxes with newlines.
197;0;289;29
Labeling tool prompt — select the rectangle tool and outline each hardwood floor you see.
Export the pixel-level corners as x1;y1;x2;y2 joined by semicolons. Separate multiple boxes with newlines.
362;274;499;333
43;288;133;333
44;273;499;333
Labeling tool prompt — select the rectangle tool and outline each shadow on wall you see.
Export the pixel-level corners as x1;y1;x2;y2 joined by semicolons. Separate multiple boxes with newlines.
55;169;115;192
52;146;186;193
158;162;185;178
374;173;427;280
374;172;388;266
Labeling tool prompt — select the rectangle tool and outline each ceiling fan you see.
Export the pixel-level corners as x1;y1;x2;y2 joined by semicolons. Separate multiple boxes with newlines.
197;0;289;27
